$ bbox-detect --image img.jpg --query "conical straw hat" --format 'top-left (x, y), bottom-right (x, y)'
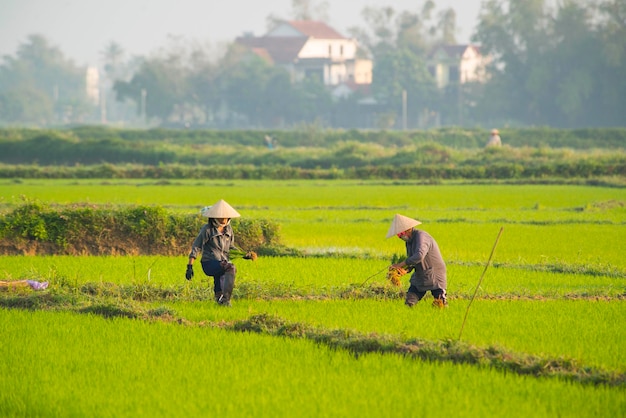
top-left (201, 199), bottom-right (241, 218)
top-left (386, 214), bottom-right (421, 238)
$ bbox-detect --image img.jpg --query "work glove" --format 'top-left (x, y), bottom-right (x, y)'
top-left (185, 264), bottom-right (194, 280)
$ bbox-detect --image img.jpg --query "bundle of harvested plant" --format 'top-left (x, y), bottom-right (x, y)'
top-left (243, 251), bottom-right (258, 260)
top-left (386, 266), bottom-right (406, 287)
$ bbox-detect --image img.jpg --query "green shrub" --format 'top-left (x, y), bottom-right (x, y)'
top-left (0, 202), bottom-right (281, 256)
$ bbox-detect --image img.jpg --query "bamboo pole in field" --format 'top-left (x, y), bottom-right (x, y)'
top-left (458, 227), bottom-right (504, 341)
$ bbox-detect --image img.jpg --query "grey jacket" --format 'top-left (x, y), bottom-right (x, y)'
top-left (405, 229), bottom-right (447, 291)
top-left (188, 223), bottom-right (234, 262)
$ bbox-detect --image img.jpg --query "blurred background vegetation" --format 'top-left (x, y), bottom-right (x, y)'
top-left (0, 126), bottom-right (624, 182)
top-left (1, 0), bottom-right (625, 129)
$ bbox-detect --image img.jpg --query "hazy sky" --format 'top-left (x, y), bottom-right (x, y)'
top-left (0, 0), bottom-right (484, 67)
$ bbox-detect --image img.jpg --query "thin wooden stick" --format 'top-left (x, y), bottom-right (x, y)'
top-left (359, 267), bottom-right (388, 287)
top-left (458, 227), bottom-right (504, 341)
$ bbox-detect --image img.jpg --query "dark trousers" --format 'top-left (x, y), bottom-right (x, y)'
top-left (201, 260), bottom-right (226, 293)
top-left (408, 284), bottom-right (447, 302)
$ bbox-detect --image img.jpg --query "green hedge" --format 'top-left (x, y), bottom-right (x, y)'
top-left (1, 126), bottom-right (625, 150)
top-left (0, 202), bottom-right (282, 256)
top-left (0, 161), bottom-right (623, 180)
top-left (0, 132), bottom-right (176, 165)
top-left (1, 127), bottom-right (624, 180)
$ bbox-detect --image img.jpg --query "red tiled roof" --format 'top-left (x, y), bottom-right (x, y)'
top-left (236, 36), bottom-right (308, 63)
top-left (236, 21), bottom-right (349, 63)
top-left (288, 20), bottom-right (346, 39)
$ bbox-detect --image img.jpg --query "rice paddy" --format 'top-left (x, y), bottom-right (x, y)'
top-left (1, 179), bottom-right (625, 417)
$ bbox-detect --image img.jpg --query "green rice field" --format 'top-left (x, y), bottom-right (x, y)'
top-left (1, 179), bottom-right (625, 417)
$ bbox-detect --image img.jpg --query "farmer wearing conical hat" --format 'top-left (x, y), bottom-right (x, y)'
top-left (387, 214), bottom-right (447, 307)
top-left (186, 199), bottom-right (243, 306)
top-left (486, 128), bottom-right (502, 147)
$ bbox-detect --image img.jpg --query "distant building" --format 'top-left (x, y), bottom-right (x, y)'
top-left (427, 44), bottom-right (490, 89)
top-left (236, 20), bottom-right (372, 87)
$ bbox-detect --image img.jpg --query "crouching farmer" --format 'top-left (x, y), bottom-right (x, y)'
top-left (186, 199), bottom-right (241, 307)
top-left (387, 214), bottom-right (448, 307)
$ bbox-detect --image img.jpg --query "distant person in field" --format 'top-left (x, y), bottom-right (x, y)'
top-left (387, 214), bottom-right (448, 307)
top-left (185, 199), bottom-right (249, 307)
top-left (486, 128), bottom-right (502, 147)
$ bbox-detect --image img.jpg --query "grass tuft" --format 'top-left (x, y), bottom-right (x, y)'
top-left (79, 303), bottom-right (138, 319)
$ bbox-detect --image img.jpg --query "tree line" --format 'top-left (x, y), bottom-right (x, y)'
top-left (0, 0), bottom-right (624, 129)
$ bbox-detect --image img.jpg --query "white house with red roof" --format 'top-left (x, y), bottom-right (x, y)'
top-left (427, 44), bottom-right (490, 89)
top-left (236, 20), bottom-right (372, 87)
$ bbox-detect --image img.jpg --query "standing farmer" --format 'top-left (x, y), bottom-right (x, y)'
top-left (486, 128), bottom-right (502, 147)
top-left (387, 214), bottom-right (447, 307)
top-left (186, 199), bottom-right (241, 306)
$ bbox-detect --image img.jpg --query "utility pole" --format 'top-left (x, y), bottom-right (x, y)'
top-left (458, 81), bottom-right (463, 126)
top-left (402, 89), bottom-right (407, 130)
top-left (100, 88), bottom-right (107, 124)
top-left (140, 88), bottom-right (147, 125)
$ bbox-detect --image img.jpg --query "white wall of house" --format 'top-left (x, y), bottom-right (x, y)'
top-left (298, 39), bottom-right (357, 60)
top-left (434, 64), bottom-right (449, 89)
top-left (327, 62), bottom-right (348, 85)
top-left (86, 66), bottom-right (99, 105)
top-left (460, 48), bottom-right (477, 84)
top-left (347, 60), bottom-right (372, 84)
top-left (460, 48), bottom-right (488, 84)
top-left (429, 46), bottom-right (488, 89)
top-left (296, 39), bottom-right (361, 85)
top-left (289, 58), bottom-right (370, 86)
